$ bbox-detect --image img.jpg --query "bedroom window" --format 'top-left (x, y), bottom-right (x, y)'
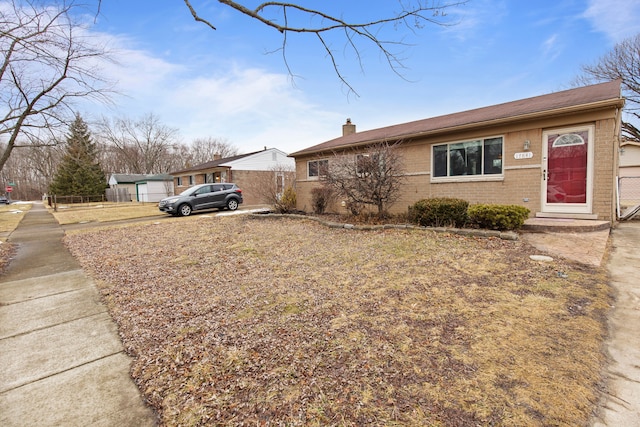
top-left (432, 137), bottom-right (503, 179)
top-left (308, 159), bottom-right (328, 179)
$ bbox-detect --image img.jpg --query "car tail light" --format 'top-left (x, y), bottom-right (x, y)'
top-left (236, 189), bottom-right (242, 193)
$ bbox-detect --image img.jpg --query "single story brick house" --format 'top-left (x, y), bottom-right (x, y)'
top-left (290, 81), bottom-right (625, 222)
top-left (170, 148), bottom-right (295, 206)
top-left (107, 173), bottom-right (174, 202)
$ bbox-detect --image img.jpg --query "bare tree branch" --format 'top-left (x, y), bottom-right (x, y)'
top-left (0, 0), bottom-right (114, 172)
top-left (98, 113), bottom-right (181, 174)
top-left (322, 141), bottom-right (406, 216)
top-left (575, 33), bottom-right (640, 142)
top-left (183, 0), bottom-right (468, 96)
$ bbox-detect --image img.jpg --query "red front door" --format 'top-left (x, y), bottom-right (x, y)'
top-left (542, 127), bottom-right (593, 214)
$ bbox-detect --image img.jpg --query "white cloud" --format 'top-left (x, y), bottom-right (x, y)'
top-left (583, 0), bottom-right (640, 42)
top-left (440, 0), bottom-right (508, 42)
top-left (157, 66), bottom-right (342, 153)
top-left (109, 49), bottom-right (185, 95)
top-left (541, 33), bottom-right (562, 61)
top-left (77, 29), bottom-right (341, 154)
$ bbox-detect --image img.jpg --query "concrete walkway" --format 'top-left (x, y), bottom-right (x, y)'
top-left (0, 203), bottom-right (156, 426)
top-left (592, 221), bottom-right (640, 426)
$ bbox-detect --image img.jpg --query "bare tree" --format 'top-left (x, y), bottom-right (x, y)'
top-left (0, 139), bottom-right (61, 199)
top-left (188, 136), bottom-right (239, 165)
top-left (322, 141), bottom-right (406, 216)
top-left (0, 0), bottom-right (113, 172)
top-left (182, 0), bottom-right (467, 95)
top-left (98, 113), bottom-right (181, 174)
top-left (575, 33), bottom-right (640, 142)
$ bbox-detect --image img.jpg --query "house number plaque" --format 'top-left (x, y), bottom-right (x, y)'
top-left (514, 152), bottom-right (534, 159)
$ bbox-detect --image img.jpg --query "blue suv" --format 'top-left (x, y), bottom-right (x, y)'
top-left (159, 183), bottom-right (243, 216)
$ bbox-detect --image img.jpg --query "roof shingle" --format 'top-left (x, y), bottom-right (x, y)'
top-left (291, 80), bottom-right (623, 157)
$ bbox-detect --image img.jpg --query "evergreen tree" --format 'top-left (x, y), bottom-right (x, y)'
top-left (49, 114), bottom-right (106, 196)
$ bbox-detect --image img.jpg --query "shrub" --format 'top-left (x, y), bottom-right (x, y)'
top-left (311, 186), bottom-right (335, 214)
top-left (345, 200), bottom-right (364, 216)
top-left (468, 204), bottom-right (530, 231)
top-left (275, 186), bottom-right (297, 213)
top-left (408, 198), bottom-right (469, 228)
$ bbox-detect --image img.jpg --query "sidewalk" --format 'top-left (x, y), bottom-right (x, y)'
top-left (0, 203), bottom-right (156, 426)
top-left (592, 221), bottom-right (640, 426)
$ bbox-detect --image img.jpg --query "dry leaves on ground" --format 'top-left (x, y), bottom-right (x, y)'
top-left (64, 215), bottom-right (611, 426)
top-left (0, 241), bottom-right (14, 273)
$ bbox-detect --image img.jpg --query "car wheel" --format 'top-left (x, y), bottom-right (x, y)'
top-left (227, 199), bottom-right (239, 211)
top-left (178, 204), bottom-right (192, 216)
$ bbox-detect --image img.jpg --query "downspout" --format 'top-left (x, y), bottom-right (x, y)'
top-left (613, 105), bottom-right (622, 222)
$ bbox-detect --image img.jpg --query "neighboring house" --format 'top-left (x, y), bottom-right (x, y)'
top-left (290, 81), bottom-right (624, 222)
top-left (619, 141), bottom-right (640, 176)
top-left (618, 141), bottom-right (640, 207)
top-left (170, 148), bottom-right (295, 206)
top-left (107, 174), bottom-right (174, 202)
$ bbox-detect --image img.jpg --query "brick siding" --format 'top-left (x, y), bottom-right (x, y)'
top-left (295, 111), bottom-right (620, 221)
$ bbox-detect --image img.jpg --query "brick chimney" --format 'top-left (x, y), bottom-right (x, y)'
top-left (213, 153), bottom-right (222, 160)
top-left (342, 118), bottom-right (356, 136)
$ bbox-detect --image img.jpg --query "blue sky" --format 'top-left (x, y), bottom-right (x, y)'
top-left (77, 0), bottom-right (640, 154)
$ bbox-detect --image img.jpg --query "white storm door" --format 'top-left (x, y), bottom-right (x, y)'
top-left (541, 125), bottom-right (594, 214)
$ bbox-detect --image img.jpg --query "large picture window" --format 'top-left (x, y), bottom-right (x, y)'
top-left (432, 137), bottom-right (503, 179)
top-left (308, 159), bottom-right (328, 179)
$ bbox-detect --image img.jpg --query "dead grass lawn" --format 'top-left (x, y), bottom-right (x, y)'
top-left (0, 204), bottom-right (31, 271)
top-left (50, 202), bottom-right (161, 225)
top-left (64, 215), bottom-right (611, 426)
top-left (0, 203), bottom-right (31, 234)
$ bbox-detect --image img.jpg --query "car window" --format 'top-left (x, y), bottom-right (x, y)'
top-left (212, 184), bottom-right (224, 192)
top-left (195, 185), bottom-right (212, 195)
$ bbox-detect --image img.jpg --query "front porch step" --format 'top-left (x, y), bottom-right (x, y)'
top-left (522, 218), bottom-right (611, 233)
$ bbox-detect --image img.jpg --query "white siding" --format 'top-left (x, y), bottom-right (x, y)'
top-left (222, 148), bottom-right (294, 171)
top-left (620, 144), bottom-right (640, 169)
top-left (137, 184), bottom-right (149, 202)
top-left (136, 181), bottom-right (174, 202)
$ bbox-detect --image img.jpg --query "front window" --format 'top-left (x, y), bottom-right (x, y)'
top-left (188, 175), bottom-right (195, 185)
top-left (356, 154), bottom-right (371, 176)
top-left (432, 137), bottom-right (503, 179)
top-left (308, 159), bottom-right (328, 179)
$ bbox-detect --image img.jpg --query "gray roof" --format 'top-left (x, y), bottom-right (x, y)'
top-left (170, 151), bottom-right (262, 175)
top-left (110, 174), bottom-right (172, 183)
top-left (291, 80), bottom-right (623, 157)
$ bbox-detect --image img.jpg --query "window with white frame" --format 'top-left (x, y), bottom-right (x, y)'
top-left (307, 159), bottom-right (328, 179)
top-left (188, 175), bottom-right (195, 185)
top-left (176, 176), bottom-right (182, 186)
top-left (432, 137), bottom-right (503, 179)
